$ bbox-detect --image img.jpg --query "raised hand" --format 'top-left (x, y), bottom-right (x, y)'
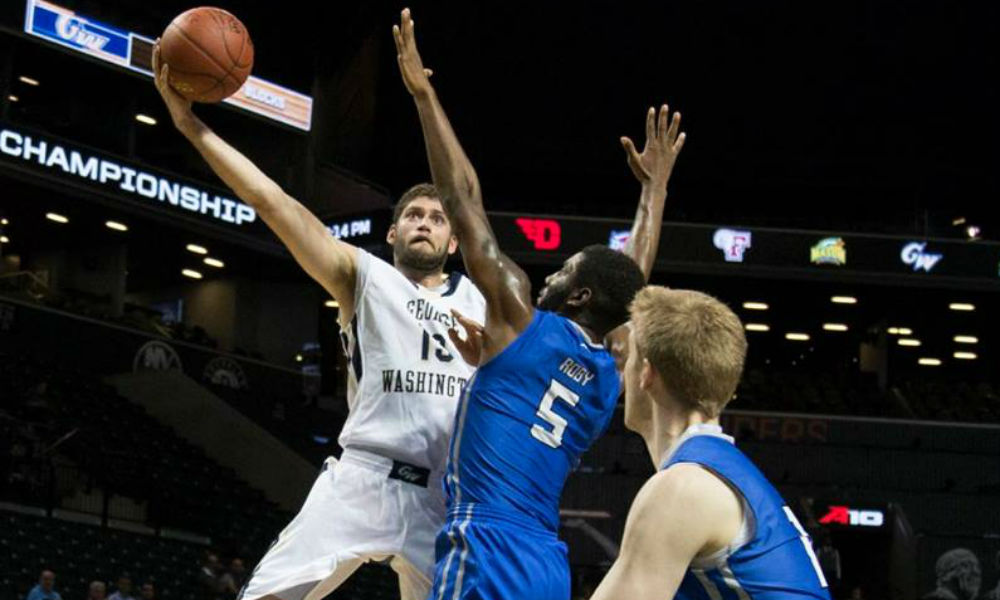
top-left (152, 41), bottom-right (195, 131)
top-left (393, 8), bottom-right (434, 98)
top-left (621, 105), bottom-right (686, 191)
top-left (448, 308), bottom-right (485, 367)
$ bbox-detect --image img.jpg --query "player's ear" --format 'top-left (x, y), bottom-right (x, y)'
top-left (447, 235), bottom-right (459, 255)
top-left (386, 223), bottom-right (398, 245)
top-left (639, 358), bottom-right (656, 392)
top-left (565, 287), bottom-right (592, 307)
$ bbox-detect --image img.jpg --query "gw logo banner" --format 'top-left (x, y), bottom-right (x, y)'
top-left (133, 341), bottom-right (183, 372)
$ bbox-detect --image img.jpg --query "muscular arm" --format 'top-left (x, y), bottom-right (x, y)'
top-left (606, 106), bottom-right (685, 356)
top-left (394, 9), bottom-right (532, 358)
top-left (590, 464), bottom-right (742, 600)
top-left (620, 105), bottom-right (685, 280)
top-left (154, 44), bottom-right (359, 324)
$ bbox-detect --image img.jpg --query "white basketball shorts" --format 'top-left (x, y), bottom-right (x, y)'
top-left (238, 448), bottom-right (447, 600)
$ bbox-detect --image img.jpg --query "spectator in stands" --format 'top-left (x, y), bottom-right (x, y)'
top-left (108, 575), bottom-right (135, 600)
top-left (25, 570), bottom-right (61, 600)
top-left (139, 582), bottom-right (155, 600)
top-left (922, 549), bottom-right (982, 600)
top-left (87, 581), bottom-right (107, 600)
top-left (219, 558), bottom-right (247, 600)
top-left (198, 552), bottom-right (225, 600)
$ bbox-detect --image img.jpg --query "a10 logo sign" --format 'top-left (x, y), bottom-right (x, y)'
top-left (819, 505), bottom-right (885, 527)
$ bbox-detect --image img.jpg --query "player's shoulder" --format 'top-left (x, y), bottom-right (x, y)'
top-left (637, 463), bottom-right (741, 525)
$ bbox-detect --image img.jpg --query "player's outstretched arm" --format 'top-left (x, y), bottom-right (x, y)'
top-left (153, 43), bottom-right (359, 323)
top-left (589, 464), bottom-right (740, 600)
top-left (620, 105), bottom-right (685, 281)
top-left (605, 106), bottom-right (684, 357)
top-left (394, 8), bottom-right (533, 357)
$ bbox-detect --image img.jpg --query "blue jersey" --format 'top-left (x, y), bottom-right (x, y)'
top-left (662, 428), bottom-right (831, 600)
top-left (444, 309), bottom-right (620, 531)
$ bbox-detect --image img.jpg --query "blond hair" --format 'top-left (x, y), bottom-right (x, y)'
top-left (629, 286), bottom-right (747, 418)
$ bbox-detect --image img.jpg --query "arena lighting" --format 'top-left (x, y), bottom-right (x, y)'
top-left (888, 327), bottom-right (913, 336)
top-left (7, 95), bottom-right (17, 102)
top-left (952, 216), bottom-right (966, 226)
top-left (831, 296), bottom-right (857, 305)
top-left (745, 323), bottom-right (770, 332)
top-left (45, 212), bottom-right (68, 223)
top-left (966, 225), bottom-right (981, 240)
top-left (742, 302), bottom-right (769, 310)
top-left (954, 351), bottom-right (977, 360)
top-left (898, 339), bottom-right (922, 347)
top-left (785, 333), bottom-right (810, 341)
top-left (181, 269), bottom-right (202, 280)
top-left (295, 354), bottom-right (303, 362)
top-left (823, 323), bottom-right (848, 332)
top-left (203, 257), bottom-right (225, 268)
top-left (0, 236), bottom-right (9, 244)
top-left (1, 218), bottom-right (8, 225)
top-left (105, 221), bottom-right (128, 232)
top-left (918, 358), bottom-right (942, 366)
top-left (186, 244), bottom-right (208, 255)
top-left (949, 303), bottom-right (975, 311)
top-left (135, 114), bottom-right (157, 126)
top-left (953, 335), bottom-right (979, 344)
top-left (325, 300), bottom-right (339, 308)
top-left (18, 75), bottom-right (39, 86)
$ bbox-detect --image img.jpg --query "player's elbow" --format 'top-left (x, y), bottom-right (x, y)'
top-left (245, 182), bottom-right (290, 216)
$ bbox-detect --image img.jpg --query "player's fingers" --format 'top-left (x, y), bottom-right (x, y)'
top-left (392, 24), bottom-right (403, 53)
top-left (424, 68), bottom-right (434, 78)
top-left (452, 309), bottom-right (483, 333)
top-left (667, 111), bottom-right (681, 142)
top-left (645, 106), bottom-right (655, 141)
top-left (621, 137), bottom-right (639, 162)
top-left (673, 132), bottom-right (687, 153)
top-left (402, 8), bottom-right (414, 42)
top-left (658, 104), bottom-right (669, 141)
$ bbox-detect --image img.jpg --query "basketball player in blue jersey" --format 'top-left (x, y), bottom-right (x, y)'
top-left (394, 9), bottom-right (685, 599)
top-left (590, 287), bottom-right (832, 600)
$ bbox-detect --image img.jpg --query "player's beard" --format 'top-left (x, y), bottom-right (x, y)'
top-left (537, 281), bottom-right (572, 312)
top-left (395, 238), bottom-right (449, 273)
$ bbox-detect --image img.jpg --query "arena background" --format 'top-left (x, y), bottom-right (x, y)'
top-left (1, 2), bottom-right (998, 600)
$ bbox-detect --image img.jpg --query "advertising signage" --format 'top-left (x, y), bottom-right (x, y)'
top-left (484, 212), bottom-right (1000, 288)
top-left (23, 0), bottom-right (313, 131)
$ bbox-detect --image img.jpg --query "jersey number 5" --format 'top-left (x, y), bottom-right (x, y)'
top-left (531, 379), bottom-right (580, 449)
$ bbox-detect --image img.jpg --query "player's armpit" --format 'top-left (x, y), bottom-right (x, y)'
top-left (255, 190), bottom-right (360, 325)
top-left (589, 464), bottom-right (742, 600)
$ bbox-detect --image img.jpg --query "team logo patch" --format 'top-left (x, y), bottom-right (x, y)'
top-left (713, 228), bottom-right (752, 262)
top-left (810, 237), bottom-right (847, 266)
top-left (202, 356), bottom-right (249, 389)
top-left (133, 340), bottom-right (182, 372)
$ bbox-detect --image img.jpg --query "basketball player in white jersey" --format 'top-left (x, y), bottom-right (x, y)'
top-left (152, 46), bottom-right (486, 600)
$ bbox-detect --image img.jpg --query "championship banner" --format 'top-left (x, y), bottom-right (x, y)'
top-left (0, 120), bottom-right (257, 230)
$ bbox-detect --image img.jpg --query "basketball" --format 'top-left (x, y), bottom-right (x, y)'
top-left (159, 7), bottom-right (254, 103)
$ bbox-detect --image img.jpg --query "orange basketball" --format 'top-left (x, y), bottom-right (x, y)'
top-left (160, 7), bottom-right (254, 103)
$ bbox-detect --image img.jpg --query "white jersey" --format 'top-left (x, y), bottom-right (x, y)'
top-left (338, 249), bottom-right (486, 474)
